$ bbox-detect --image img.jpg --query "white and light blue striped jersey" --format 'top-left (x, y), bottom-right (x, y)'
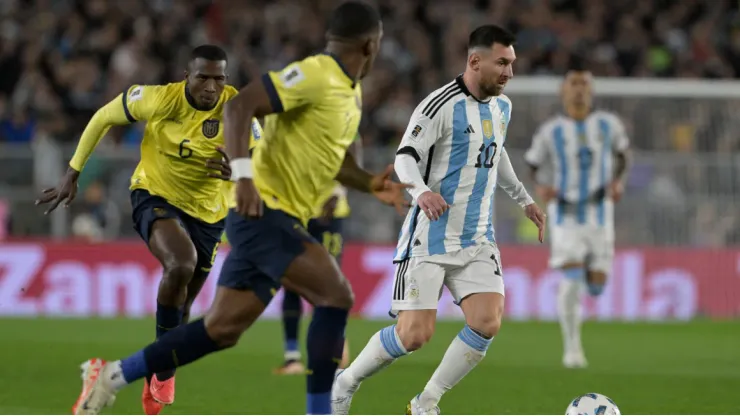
top-left (523, 111), bottom-right (629, 226)
top-left (393, 76), bottom-right (512, 262)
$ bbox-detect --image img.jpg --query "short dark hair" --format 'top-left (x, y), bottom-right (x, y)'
top-left (190, 45), bottom-right (228, 63)
top-left (567, 55), bottom-right (588, 72)
top-left (468, 25), bottom-right (516, 49)
top-left (327, 1), bottom-right (381, 39)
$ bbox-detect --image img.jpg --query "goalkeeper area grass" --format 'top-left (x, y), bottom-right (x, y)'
top-left (0, 318), bottom-right (737, 414)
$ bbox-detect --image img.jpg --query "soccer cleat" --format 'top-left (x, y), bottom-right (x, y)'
top-left (563, 350), bottom-right (589, 369)
top-left (331, 370), bottom-right (359, 415)
top-left (72, 359), bottom-right (117, 415)
top-left (406, 395), bottom-right (441, 415)
top-left (149, 374), bottom-right (176, 405)
top-left (142, 378), bottom-right (165, 415)
top-left (272, 360), bottom-right (306, 375)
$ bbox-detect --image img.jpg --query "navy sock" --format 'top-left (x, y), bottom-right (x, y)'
top-left (282, 290), bottom-right (303, 357)
top-left (120, 318), bottom-right (223, 383)
top-left (155, 303), bottom-right (183, 380)
top-left (306, 306), bottom-right (348, 414)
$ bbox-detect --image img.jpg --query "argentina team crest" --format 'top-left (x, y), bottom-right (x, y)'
top-left (202, 119), bottom-right (220, 139)
top-left (482, 119), bottom-right (494, 138)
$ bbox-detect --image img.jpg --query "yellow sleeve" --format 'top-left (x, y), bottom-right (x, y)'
top-left (69, 85), bottom-right (168, 171)
top-left (261, 58), bottom-right (325, 113)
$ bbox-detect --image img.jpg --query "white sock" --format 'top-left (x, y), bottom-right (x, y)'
top-left (417, 325), bottom-right (492, 409)
top-left (339, 324), bottom-right (407, 389)
top-left (557, 274), bottom-right (584, 354)
top-left (104, 360), bottom-right (127, 391)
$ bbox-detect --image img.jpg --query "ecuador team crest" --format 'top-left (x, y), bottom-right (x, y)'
top-left (482, 119), bottom-right (494, 138)
top-left (202, 119), bottom-right (220, 139)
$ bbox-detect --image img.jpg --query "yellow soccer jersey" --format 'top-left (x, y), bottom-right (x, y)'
top-left (253, 54), bottom-right (362, 224)
top-left (69, 81), bottom-right (261, 224)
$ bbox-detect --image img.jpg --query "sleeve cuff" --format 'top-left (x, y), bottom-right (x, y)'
top-left (121, 87), bottom-right (136, 123)
top-left (396, 146), bottom-right (421, 163)
top-left (261, 73), bottom-right (284, 113)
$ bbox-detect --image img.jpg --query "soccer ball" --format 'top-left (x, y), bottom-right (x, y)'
top-left (565, 393), bottom-right (620, 415)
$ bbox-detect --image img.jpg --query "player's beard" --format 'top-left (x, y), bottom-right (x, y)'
top-left (480, 81), bottom-right (502, 98)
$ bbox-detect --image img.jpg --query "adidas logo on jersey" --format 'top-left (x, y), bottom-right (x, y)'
top-left (464, 124), bottom-right (475, 134)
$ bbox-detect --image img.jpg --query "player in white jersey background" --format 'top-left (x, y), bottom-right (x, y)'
top-left (524, 68), bottom-right (631, 369)
top-left (332, 25), bottom-right (547, 416)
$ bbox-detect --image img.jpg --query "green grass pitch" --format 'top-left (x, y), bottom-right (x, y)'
top-left (1, 318), bottom-right (738, 414)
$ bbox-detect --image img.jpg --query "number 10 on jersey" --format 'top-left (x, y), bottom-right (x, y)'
top-left (475, 142), bottom-right (498, 169)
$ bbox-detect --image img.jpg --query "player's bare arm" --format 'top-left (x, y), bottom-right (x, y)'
top-left (500, 148), bottom-right (546, 242)
top-left (223, 80), bottom-right (274, 218)
top-left (610, 149), bottom-right (631, 202)
top-left (335, 151), bottom-right (412, 216)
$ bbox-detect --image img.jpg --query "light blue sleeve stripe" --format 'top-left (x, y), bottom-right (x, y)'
top-left (460, 102), bottom-right (496, 248)
top-left (598, 118), bottom-right (611, 226)
top-left (428, 100), bottom-right (469, 255)
top-left (576, 121), bottom-right (589, 224)
top-left (553, 125), bottom-right (567, 225)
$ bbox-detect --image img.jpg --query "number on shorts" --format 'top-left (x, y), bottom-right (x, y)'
top-left (322, 232), bottom-right (343, 258)
top-left (209, 242), bottom-right (220, 266)
top-left (490, 253), bottom-right (502, 276)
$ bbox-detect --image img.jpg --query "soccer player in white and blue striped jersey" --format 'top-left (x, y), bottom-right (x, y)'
top-left (524, 68), bottom-right (631, 369)
top-left (332, 25), bottom-right (547, 415)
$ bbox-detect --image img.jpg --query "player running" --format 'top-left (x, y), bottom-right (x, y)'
top-left (274, 138), bottom-right (361, 375)
top-left (71, 3), bottom-right (408, 415)
top-left (332, 25), bottom-right (547, 415)
top-left (524, 67), bottom-right (631, 369)
top-left (36, 45), bottom-right (260, 415)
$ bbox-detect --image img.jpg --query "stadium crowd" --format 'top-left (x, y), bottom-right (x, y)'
top-left (0, 0), bottom-right (738, 245)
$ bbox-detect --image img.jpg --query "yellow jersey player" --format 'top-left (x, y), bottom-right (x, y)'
top-left (274, 134), bottom-right (361, 376)
top-left (37, 45), bottom-right (261, 415)
top-left (70, 3), bottom-right (411, 416)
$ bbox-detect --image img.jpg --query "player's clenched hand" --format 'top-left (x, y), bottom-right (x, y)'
top-left (417, 191), bottom-right (449, 221)
top-left (206, 147), bottom-right (232, 181)
top-left (319, 195), bottom-right (339, 224)
top-left (35, 167), bottom-right (80, 215)
top-left (535, 185), bottom-right (558, 203)
top-left (524, 202), bottom-right (547, 243)
top-left (235, 178), bottom-right (263, 218)
top-left (370, 165), bottom-right (413, 216)
top-left (609, 180), bottom-right (624, 203)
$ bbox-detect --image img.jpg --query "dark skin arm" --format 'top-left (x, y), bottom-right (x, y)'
top-left (223, 80), bottom-right (275, 217)
top-left (335, 150), bottom-right (412, 216)
top-left (319, 139), bottom-right (362, 223)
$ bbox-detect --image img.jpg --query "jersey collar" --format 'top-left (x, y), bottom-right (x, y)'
top-left (455, 74), bottom-right (491, 104)
top-left (322, 52), bottom-right (356, 88)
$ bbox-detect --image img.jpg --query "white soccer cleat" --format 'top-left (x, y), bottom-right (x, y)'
top-left (563, 350), bottom-right (589, 369)
top-left (331, 370), bottom-right (359, 415)
top-left (72, 359), bottom-right (117, 415)
top-left (406, 395), bottom-right (441, 415)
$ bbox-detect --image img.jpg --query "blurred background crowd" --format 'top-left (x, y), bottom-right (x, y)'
top-left (0, 0), bottom-right (738, 246)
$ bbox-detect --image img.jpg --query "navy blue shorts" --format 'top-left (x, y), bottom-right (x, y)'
top-left (130, 189), bottom-right (225, 274)
top-left (307, 218), bottom-right (344, 264)
top-left (218, 206), bottom-right (316, 305)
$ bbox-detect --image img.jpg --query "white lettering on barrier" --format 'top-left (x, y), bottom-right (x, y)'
top-left (43, 261), bottom-right (92, 316)
top-left (0, 245), bottom-right (44, 315)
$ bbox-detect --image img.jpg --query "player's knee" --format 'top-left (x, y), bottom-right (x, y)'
top-left (203, 318), bottom-right (243, 348)
top-left (586, 271), bottom-right (607, 296)
top-left (396, 318), bottom-right (435, 352)
top-left (314, 278), bottom-right (355, 310)
top-left (162, 260), bottom-right (197, 287)
top-left (469, 313), bottom-right (502, 338)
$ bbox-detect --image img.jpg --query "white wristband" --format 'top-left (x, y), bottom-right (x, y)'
top-left (332, 185), bottom-right (347, 198)
top-left (230, 158), bottom-right (253, 180)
